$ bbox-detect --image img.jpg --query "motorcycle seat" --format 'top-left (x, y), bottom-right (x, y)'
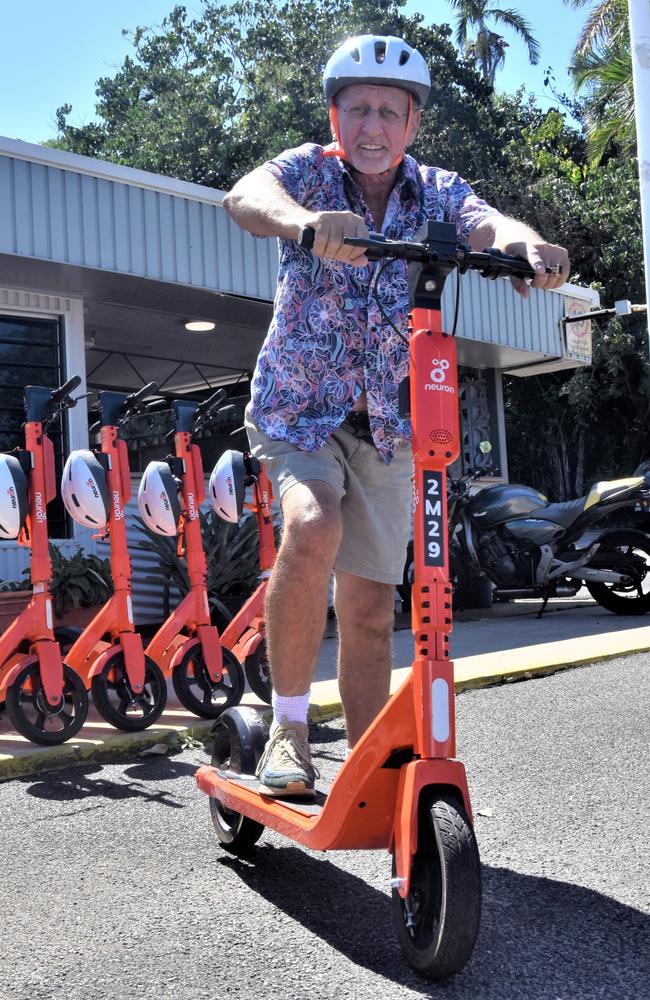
top-left (528, 497), bottom-right (586, 527)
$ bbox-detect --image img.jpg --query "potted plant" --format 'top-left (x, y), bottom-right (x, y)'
top-left (21, 545), bottom-right (114, 627)
top-left (0, 580), bottom-right (33, 635)
top-left (132, 508), bottom-right (277, 631)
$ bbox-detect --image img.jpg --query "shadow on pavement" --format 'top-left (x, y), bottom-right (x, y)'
top-left (18, 756), bottom-right (198, 808)
top-left (220, 848), bottom-right (649, 998)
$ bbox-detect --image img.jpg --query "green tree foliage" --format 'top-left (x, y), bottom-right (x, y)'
top-left (563, 0), bottom-right (634, 164)
top-left (447, 0), bottom-right (540, 83)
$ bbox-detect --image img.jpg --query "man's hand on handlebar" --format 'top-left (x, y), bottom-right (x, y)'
top-left (504, 239), bottom-right (571, 298)
top-left (300, 211), bottom-right (370, 267)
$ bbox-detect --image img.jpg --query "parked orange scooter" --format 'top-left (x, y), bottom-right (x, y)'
top-left (0, 377), bottom-right (89, 744)
top-left (209, 448), bottom-right (276, 704)
top-left (61, 383), bottom-right (168, 730)
top-left (140, 391), bottom-right (245, 717)
top-left (195, 223), bottom-right (544, 980)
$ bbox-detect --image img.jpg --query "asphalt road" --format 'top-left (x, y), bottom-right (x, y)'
top-left (1, 655), bottom-right (648, 1000)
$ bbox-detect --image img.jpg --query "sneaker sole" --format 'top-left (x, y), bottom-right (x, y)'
top-left (258, 780), bottom-right (316, 799)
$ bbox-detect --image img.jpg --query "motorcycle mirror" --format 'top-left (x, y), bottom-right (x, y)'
top-left (478, 441), bottom-right (492, 455)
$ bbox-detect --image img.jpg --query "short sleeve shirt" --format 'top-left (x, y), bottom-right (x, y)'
top-left (249, 142), bottom-right (500, 463)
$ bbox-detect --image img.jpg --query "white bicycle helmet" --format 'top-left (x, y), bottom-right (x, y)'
top-left (209, 450), bottom-right (247, 524)
top-left (137, 461), bottom-right (183, 537)
top-left (323, 35), bottom-right (431, 108)
top-left (0, 454), bottom-right (28, 539)
top-left (61, 450), bottom-right (110, 529)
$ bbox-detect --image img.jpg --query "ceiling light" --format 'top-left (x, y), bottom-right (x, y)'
top-left (184, 320), bottom-right (216, 332)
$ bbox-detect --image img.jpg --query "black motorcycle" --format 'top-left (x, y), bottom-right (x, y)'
top-left (400, 450), bottom-right (650, 616)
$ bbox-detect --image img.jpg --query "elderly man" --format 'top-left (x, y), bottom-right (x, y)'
top-left (223, 34), bottom-right (569, 797)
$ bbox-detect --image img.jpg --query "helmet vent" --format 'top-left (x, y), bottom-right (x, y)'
top-left (144, 503), bottom-right (152, 516)
top-left (374, 40), bottom-right (386, 63)
top-left (351, 46), bottom-right (360, 63)
top-left (71, 494), bottom-right (81, 507)
top-left (399, 50), bottom-right (410, 65)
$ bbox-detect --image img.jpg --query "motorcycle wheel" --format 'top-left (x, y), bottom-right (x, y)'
top-left (586, 530), bottom-right (650, 615)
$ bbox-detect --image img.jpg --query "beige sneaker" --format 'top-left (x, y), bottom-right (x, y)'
top-left (255, 721), bottom-right (320, 798)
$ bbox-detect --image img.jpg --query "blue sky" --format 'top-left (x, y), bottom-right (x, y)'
top-left (0, 0), bottom-right (587, 146)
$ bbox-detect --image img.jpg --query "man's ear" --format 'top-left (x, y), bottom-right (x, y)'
top-left (406, 109), bottom-right (421, 147)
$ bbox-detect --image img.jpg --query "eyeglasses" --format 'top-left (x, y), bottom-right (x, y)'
top-left (339, 104), bottom-right (407, 124)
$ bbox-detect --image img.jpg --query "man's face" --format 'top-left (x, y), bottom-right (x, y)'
top-left (335, 83), bottom-right (420, 175)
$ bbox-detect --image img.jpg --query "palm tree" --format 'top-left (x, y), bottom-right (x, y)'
top-left (564, 0), bottom-right (634, 164)
top-left (448, 1), bottom-right (541, 85)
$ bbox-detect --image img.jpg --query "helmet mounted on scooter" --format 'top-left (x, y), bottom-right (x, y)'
top-left (322, 35), bottom-right (431, 168)
top-left (209, 450), bottom-right (247, 524)
top-left (137, 461), bottom-right (183, 537)
top-left (61, 450), bottom-right (110, 529)
top-left (0, 454), bottom-right (28, 539)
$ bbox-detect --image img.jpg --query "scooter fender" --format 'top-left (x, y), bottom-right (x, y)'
top-left (391, 758), bottom-right (472, 899)
top-left (87, 636), bottom-right (146, 690)
top-left (0, 653), bottom-right (37, 699)
top-left (232, 627), bottom-right (263, 664)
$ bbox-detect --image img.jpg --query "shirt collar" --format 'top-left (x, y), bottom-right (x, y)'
top-left (335, 150), bottom-right (420, 205)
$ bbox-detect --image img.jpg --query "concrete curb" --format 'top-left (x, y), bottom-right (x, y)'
top-left (3, 628), bottom-right (649, 782)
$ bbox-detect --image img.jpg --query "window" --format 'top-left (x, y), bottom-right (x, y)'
top-left (0, 315), bottom-right (69, 538)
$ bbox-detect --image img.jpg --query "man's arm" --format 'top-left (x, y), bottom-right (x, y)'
top-left (469, 215), bottom-right (570, 299)
top-left (223, 167), bottom-right (370, 266)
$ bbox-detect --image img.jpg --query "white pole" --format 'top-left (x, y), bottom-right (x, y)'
top-left (629, 0), bottom-right (650, 348)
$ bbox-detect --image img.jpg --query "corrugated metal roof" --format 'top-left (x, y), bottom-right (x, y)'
top-left (0, 142), bottom-right (278, 300)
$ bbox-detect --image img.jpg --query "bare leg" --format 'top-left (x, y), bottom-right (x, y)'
top-left (265, 480), bottom-right (342, 696)
top-left (334, 569), bottom-right (396, 747)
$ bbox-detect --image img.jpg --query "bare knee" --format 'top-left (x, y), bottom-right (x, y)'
top-left (335, 580), bottom-right (395, 641)
top-left (280, 482), bottom-right (342, 566)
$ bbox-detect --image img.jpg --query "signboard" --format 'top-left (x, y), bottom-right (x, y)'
top-left (564, 298), bottom-right (593, 359)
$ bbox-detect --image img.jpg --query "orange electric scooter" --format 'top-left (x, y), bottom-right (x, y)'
top-left (195, 223), bottom-right (540, 979)
top-left (61, 383), bottom-right (168, 731)
top-left (141, 391), bottom-right (245, 717)
top-left (0, 377), bottom-right (89, 744)
top-left (208, 447), bottom-right (277, 704)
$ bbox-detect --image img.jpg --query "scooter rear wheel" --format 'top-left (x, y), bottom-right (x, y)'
top-left (391, 793), bottom-right (481, 981)
top-left (6, 660), bottom-right (88, 745)
top-left (209, 708), bottom-right (267, 854)
top-left (172, 645), bottom-right (244, 718)
top-left (244, 638), bottom-right (272, 705)
top-left (91, 651), bottom-right (167, 731)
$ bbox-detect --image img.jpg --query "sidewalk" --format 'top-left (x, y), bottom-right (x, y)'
top-left (2, 595), bottom-right (650, 780)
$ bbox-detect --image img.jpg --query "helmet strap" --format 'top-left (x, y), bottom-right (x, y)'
top-left (322, 94), bottom-right (413, 175)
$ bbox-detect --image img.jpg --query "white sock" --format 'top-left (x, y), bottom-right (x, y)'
top-left (271, 690), bottom-right (311, 733)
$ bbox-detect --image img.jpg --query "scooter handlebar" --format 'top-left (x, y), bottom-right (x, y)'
top-left (197, 387), bottom-right (228, 418)
top-left (50, 375), bottom-right (82, 405)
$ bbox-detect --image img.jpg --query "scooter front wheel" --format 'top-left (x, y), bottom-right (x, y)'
top-left (209, 708), bottom-right (267, 854)
top-left (6, 660), bottom-right (88, 745)
top-left (91, 652), bottom-right (167, 731)
top-left (244, 638), bottom-right (272, 705)
top-left (172, 645), bottom-right (244, 718)
top-left (391, 794), bottom-right (481, 981)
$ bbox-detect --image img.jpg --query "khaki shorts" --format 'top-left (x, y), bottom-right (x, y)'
top-left (245, 406), bottom-right (412, 585)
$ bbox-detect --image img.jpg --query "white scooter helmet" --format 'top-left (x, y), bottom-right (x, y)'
top-left (209, 450), bottom-right (247, 524)
top-left (0, 454), bottom-right (28, 539)
top-left (323, 34), bottom-right (431, 107)
top-left (61, 450), bottom-right (110, 529)
top-left (137, 461), bottom-right (182, 536)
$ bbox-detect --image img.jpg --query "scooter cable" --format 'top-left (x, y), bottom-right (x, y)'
top-left (371, 257), bottom-right (461, 343)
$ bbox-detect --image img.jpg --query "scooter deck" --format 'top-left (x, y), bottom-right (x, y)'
top-left (217, 769), bottom-right (329, 816)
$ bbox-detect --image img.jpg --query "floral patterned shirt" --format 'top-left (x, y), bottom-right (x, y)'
top-left (250, 142), bottom-right (500, 463)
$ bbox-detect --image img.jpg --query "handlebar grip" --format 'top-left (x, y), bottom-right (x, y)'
top-left (144, 397), bottom-right (170, 413)
top-left (298, 226), bottom-right (315, 249)
top-left (198, 387), bottom-right (228, 417)
top-left (128, 381), bottom-right (159, 405)
top-left (50, 375), bottom-right (82, 404)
